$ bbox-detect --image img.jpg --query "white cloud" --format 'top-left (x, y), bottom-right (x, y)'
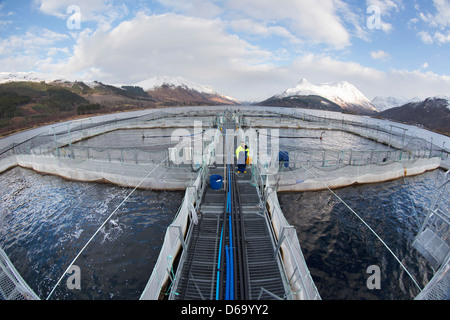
top-left (387, 69), bottom-right (450, 98)
top-left (3, 2), bottom-right (450, 102)
top-left (381, 22), bottom-right (394, 33)
top-left (246, 53), bottom-right (450, 101)
top-left (366, 0), bottom-right (403, 33)
top-left (418, 31), bottom-right (433, 44)
top-left (418, 30), bottom-right (450, 44)
top-left (370, 50), bottom-right (390, 60)
top-left (226, 0), bottom-right (352, 49)
top-left (416, 0), bottom-right (450, 44)
top-left (423, 0), bottom-right (450, 28)
top-left (35, 0), bottom-right (107, 18)
top-left (34, 0), bottom-right (128, 28)
top-left (0, 28), bottom-right (69, 56)
top-left (0, 27), bottom-right (70, 73)
top-left (433, 31), bottom-right (450, 44)
top-left (161, 0), bottom-right (372, 47)
top-left (366, 0), bottom-right (403, 14)
top-left (228, 19), bottom-right (301, 44)
top-left (155, 0), bottom-right (224, 18)
top-left (47, 47), bottom-right (70, 56)
top-left (299, 55), bottom-right (450, 101)
top-left (62, 13), bottom-right (273, 94)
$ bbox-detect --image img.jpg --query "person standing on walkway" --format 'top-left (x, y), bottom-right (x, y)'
top-left (236, 142), bottom-right (248, 173)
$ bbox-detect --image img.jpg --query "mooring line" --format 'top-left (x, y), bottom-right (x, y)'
top-left (300, 164), bottom-right (423, 292)
top-left (46, 156), bottom-right (169, 300)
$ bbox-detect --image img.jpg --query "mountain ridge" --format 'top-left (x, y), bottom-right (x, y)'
top-left (0, 73), bottom-right (239, 135)
top-left (1, 73), bottom-right (449, 137)
top-left (379, 97), bottom-right (450, 136)
top-left (259, 78), bottom-right (378, 114)
top-left (371, 96), bottom-right (422, 112)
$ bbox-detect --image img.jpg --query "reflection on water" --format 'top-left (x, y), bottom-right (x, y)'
top-left (0, 167), bottom-right (183, 300)
top-left (74, 128), bottom-right (184, 149)
top-left (279, 169), bottom-right (445, 300)
top-left (73, 128), bottom-right (391, 163)
top-left (0, 123), bottom-right (446, 300)
top-left (278, 128), bottom-right (389, 152)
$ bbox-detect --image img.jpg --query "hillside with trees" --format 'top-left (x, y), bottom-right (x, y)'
top-left (0, 79), bottom-right (239, 136)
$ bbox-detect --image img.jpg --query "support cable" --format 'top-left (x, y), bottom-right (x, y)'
top-left (46, 156), bottom-right (169, 300)
top-left (300, 164), bottom-right (423, 292)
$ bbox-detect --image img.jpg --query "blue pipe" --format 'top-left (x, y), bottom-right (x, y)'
top-left (228, 217), bottom-right (233, 300)
top-left (229, 244), bottom-right (234, 300)
top-left (225, 245), bottom-right (230, 300)
top-left (215, 226), bottom-right (224, 300)
top-left (217, 160), bottom-right (237, 299)
top-left (227, 164), bottom-right (234, 300)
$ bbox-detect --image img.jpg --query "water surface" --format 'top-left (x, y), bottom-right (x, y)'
top-left (279, 169), bottom-right (445, 300)
top-left (0, 167), bottom-right (183, 299)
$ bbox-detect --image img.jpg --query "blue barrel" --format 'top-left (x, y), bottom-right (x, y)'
top-left (210, 175), bottom-right (223, 190)
top-left (279, 151), bottom-right (289, 168)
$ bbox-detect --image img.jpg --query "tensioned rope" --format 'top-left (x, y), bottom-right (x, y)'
top-left (299, 163), bottom-right (423, 292)
top-left (256, 133), bottom-right (424, 292)
top-left (46, 132), bottom-right (210, 300)
top-left (45, 155), bottom-right (170, 300)
top-left (46, 146), bottom-right (183, 300)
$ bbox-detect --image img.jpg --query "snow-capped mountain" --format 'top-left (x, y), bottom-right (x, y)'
top-left (371, 96), bottom-right (422, 112)
top-left (135, 76), bottom-right (216, 94)
top-left (0, 71), bottom-right (65, 83)
top-left (274, 78), bottom-right (378, 114)
top-left (379, 97), bottom-right (450, 135)
top-left (0, 72), bottom-right (100, 89)
top-left (134, 76), bottom-right (239, 104)
top-left (0, 72), bottom-right (239, 105)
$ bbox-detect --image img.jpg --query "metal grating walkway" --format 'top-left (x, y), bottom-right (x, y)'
top-left (0, 248), bottom-right (39, 300)
top-left (169, 115), bottom-right (288, 300)
top-left (170, 169), bottom-right (287, 300)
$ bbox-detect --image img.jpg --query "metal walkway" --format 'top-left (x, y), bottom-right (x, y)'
top-left (413, 170), bottom-right (450, 300)
top-left (169, 166), bottom-right (287, 300)
top-left (0, 248), bottom-right (40, 300)
top-left (169, 117), bottom-right (288, 300)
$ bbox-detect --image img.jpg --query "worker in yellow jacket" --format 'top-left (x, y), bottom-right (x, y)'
top-left (236, 142), bottom-right (249, 173)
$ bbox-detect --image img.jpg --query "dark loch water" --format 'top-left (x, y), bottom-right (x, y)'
top-left (0, 125), bottom-right (445, 300)
top-left (279, 169), bottom-right (446, 300)
top-left (74, 128), bottom-right (387, 152)
top-left (278, 128), bottom-right (388, 152)
top-left (75, 128), bottom-right (181, 149)
top-left (0, 167), bottom-right (183, 300)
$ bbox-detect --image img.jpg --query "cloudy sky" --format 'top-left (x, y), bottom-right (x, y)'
top-left (1, 0), bottom-right (450, 101)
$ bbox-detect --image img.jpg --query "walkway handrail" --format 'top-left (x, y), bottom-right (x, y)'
top-left (140, 126), bottom-right (221, 300)
top-left (264, 184), bottom-right (321, 300)
top-left (139, 166), bottom-right (206, 299)
top-left (0, 248), bottom-right (40, 300)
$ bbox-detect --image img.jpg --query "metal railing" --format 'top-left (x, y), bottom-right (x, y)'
top-left (0, 248), bottom-right (40, 300)
top-left (285, 148), bottom-right (437, 169)
top-left (413, 170), bottom-right (450, 270)
top-left (248, 162), bottom-right (320, 300)
top-left (139, 162), bottom-right (209, 300)
top-left (264, 181), bottom-right (321, 300)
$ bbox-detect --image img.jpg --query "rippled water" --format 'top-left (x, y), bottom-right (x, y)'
top-left (0, 167), bottom-right (183, 300)
top-left (278, 128), bottom-right (387, 152)
top-left (75, 128), bottom-right (182, 149)
top-left (279, 169), bottom-right (446, 300)
top-left (0, 124), bottom-right (445, 300)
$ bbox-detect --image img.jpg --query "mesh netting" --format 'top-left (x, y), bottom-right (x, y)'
top-left (1, 106), bottom-right (448, 300)
top-left (0, 248), bottom-right (40, 300)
